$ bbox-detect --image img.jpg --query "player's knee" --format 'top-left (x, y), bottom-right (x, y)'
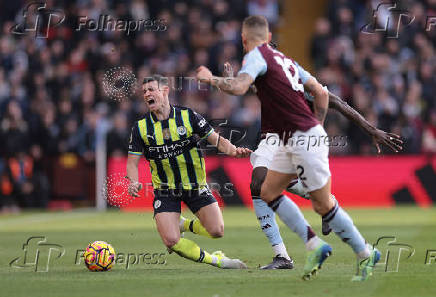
top-left (260, 185), bottom-right (274, 202)
top-left (312, 200), bottom-right (331, 216)
top-left (163, 235), bottom-right (180, 249)
top-left (208, 224), bottom-right (224, 238)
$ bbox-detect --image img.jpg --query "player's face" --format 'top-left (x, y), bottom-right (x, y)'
top-left (142, 81), bottom-right (166, 112)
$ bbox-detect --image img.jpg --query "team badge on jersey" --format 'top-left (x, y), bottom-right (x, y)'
top-left (162, 128), bottom-right (171, 140)
top-left (177, 126), bottom-right (186, 136)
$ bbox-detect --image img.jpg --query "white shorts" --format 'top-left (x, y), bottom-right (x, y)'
top-left (268, 124), bottom-right (331, 192)
top-left (250, 133), bottom-right (281, 168)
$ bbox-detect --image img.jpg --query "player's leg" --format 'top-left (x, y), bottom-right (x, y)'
top-left (155, 211), bottom-right (219, 267)
top-left (179, 206), bottom-right (219, 239)
top-left (262, 142), bottom-right (332, 280)
top-left (178, 186), bottom-right (222, 238)
top-left (182, 189), bottom-right (247, 268)
top-left (251, 166), bottom-right (293, 269)
top-left (260, 169), bottom-right (322, 250)
top-left (296, 124), bottom-right (379, 281)
top-left (309, 179), bottom-right (380, 281)
top-left (180, 188), bottom-right (224, 238)
top-left (153, 192), bottom-right (240, 268)
top-left (194, 202), bottom-right (224, 238)
top-left (249, 138), bottom-right (294, 269)
top-left (287, 179), bottom-right (334, 235)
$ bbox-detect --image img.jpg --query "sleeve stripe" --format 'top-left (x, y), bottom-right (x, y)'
top-left (201, 128), bottom-right (214, 139)
top-left (128, 151), bottom-right (142, 155)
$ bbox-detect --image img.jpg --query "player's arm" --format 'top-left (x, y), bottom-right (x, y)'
top-left (126, 154), bottom-right (142, 197)
top-left (327, 92), bottom-right (403, 153)
top-left (197, 66), bottom-right (253, 96)
top-left (223, 61), bottom-right (257, 93)
top-left (206, 131), bottom-right (252, 158)
top-left (304, 77), bottom-right (329, 125)
top-left (295, 62), bottom-right (328, 124)
top-left (196, 47), bottom-right (266, 96)
top-left (190, 109), bottom-right (252, 158)
top-left (126, 124), bottom-right (144, 197)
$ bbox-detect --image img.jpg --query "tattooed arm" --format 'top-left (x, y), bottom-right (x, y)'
top-left (196, 65), bottom-right (253, 96)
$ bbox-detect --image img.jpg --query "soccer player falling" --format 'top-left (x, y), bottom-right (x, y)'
top-left (196, 15), bottom-right (401, 281)
top-left (126, 75), bottom-right (251, 269)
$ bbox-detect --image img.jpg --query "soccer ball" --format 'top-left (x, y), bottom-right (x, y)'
top-left (83, 241), bottom-right (115, 271)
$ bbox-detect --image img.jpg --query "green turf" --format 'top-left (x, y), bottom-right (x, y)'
top-left (1, 207), bottom-right (436, 297)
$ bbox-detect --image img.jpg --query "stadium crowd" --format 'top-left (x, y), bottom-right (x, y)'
top-left (0, 0), bottom-right (434, 210)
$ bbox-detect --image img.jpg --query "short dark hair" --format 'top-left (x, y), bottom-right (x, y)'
top-left (142, 74), bottom-right (169, 86)
top-left (242, 15), bottom-right (268, 29)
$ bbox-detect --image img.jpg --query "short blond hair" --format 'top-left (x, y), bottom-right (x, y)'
top-left (242, 15), bottom-right (269, 41)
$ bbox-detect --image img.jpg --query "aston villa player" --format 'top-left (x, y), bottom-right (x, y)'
top-left (196, 16), bottom-right (384, 281)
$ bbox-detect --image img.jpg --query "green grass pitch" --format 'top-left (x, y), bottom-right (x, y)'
top-left (1, 207), bottom-right (436, 297)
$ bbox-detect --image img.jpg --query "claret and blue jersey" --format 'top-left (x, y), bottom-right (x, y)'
top-left (238, 43), bottom-right (319, 137)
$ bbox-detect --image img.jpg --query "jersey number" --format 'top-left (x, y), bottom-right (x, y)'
top-left (273, 56), bottom-right (304, 93)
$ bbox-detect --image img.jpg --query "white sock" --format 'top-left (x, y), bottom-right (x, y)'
top-left (272, 242), bottom-right (291, 260)
top-left (305, 236), bottom-right (321, 251)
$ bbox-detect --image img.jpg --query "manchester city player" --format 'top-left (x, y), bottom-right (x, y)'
top-left (126, 75), bottom-right (251, 269)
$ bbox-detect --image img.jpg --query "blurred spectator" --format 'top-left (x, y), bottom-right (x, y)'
top-left (248, 0), bottom-right (279, 27)
top-left (107, 112), bottom-right (129, 157)
top-left (312, 0), bottom-right (435, 154)
top-left (2, 150), bottom-right (48, 209)
top-left (422, 110), bottom-right (436, 153)
top-left (1, 100), bottom-right (30, 156)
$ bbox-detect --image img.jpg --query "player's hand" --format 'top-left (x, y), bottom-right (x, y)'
top-left (196, 66), bottom-right (213, 83)
top-left (371, 129), bottom-right (403, 153)
top-left (127, 180), bottom-right (143, 197)
top-left (231, 147), bottom-right (252, 158)
top-left (223, 62), bottom-right (234, 77)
